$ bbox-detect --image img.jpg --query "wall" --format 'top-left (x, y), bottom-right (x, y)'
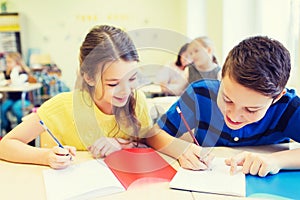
top-left (221, 0), bottom-right (299, 90)
top-left (5, 0), bottom-right (299, 91)
top-left (7, 0), bottom-right (188, 88)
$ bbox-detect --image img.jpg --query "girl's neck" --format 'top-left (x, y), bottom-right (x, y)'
top-left (195, 61), bottom-right (217, 72)
top-left (94, 98), bottom-right (113, 115)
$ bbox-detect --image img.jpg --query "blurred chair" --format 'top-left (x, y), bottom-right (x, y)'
top-left (29, 53), bottom-right (51, 69)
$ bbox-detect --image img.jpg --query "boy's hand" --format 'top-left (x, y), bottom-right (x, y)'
top-left (178, 143), bottom-right (214, 170)
top-left (48, 146), bottom-right (76, 169)
top-left (225, 151), bottom-right (280, 177)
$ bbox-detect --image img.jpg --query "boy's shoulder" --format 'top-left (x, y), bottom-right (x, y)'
top-left (184, 80), bottom-right (220, 100)
top-left (282, 88), bottom-right (300, 104)
top-left (190, 79), bottom-right (220, 91)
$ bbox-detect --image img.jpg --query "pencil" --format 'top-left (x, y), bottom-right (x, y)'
top-left (176, 106), bottom-right (200, 146)
top-left (176, 106), bottom-right (212, 169)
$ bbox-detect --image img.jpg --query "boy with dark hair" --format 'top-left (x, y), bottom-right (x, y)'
top-left (146, 36), bottom-right (300, 177)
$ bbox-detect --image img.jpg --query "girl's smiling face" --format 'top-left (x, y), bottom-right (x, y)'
top-left (91, 60), bottom-right (138, 114)
top-left (217, 75), bottom-right (274, 130)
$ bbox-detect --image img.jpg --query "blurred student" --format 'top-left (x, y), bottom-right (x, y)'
top-left (1, 52), bottom-right (32, 133)
top-left (0, 25), bottom-right (156, 169)
top-left (156, 43), bottom-right (191, 96)
top-left (187, 36), bottom-right (221, 83)
top-left (146, 36), bottom-right (300, 177)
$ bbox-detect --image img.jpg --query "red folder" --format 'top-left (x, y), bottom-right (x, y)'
top-left (104, 148), bottom-right (177, 189)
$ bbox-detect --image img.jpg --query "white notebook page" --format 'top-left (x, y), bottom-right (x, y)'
top-left (43, 159), bottom-right (125, 200)
top-left (169, 157), bottom-right (245, 197)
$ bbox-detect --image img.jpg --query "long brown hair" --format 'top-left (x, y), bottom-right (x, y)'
top-left (78, 25), bottom-right (141, 142)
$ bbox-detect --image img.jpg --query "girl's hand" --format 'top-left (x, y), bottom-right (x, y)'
top-left (177, 143), bottom-right (214, 170)
top-left (225, 151), bottom-right (280, 177)
top-left (88, 137), bottom-right (123, 158)
top-left (48, 146), bottom-right (76, 169)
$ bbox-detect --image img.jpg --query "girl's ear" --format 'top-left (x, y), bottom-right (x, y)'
top-left (272, 89), bottom-right (287, 104)
top-left (204, 46), bottom-right (213, 55)
top-left (83, 73), bottom-right (95, 86)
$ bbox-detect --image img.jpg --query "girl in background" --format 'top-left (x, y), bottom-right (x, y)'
top-left (156, 43), bottom-right (191, 96)
top-left (187, 36), bottom-right (221, 83)
top-left (1, 52), bottom-right (32, 133)
top-left (0, 25), bottom-right (153, 169)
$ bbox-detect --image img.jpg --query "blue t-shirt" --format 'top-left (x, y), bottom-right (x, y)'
top-left (157, 80), bottom-right (300, 146)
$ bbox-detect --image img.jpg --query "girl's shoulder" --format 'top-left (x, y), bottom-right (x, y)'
top-left (40, 91), bottom-right (74, 109)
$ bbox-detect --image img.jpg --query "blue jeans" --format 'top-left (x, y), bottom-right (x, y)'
top-left (1, 99), bottom-right (31, 131)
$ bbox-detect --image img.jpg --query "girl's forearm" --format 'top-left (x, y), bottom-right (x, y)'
top-left (145, 124), bottom-right (192, 159)
top-left (0, 138), bottom-right (50, 166)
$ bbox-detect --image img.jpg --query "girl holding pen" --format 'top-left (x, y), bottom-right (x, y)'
top-left (0, 25), bottom-right (202, 170)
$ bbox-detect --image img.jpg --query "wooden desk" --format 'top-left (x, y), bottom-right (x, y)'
top-left (0, 83), bottom-right (42, 138)
top-left (139, 84), bottom-right (164, 98)
top-left (0, 82), bottom-right (42, 112)
top-left (1, 143), bottom-right (299, 200)
top-left (146, 96), bottom-right (178, 121)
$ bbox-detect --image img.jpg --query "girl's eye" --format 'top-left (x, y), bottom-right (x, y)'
top-left (107, 83), bottom-right (118, 87)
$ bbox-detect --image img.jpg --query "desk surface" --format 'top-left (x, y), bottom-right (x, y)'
top-left (0, 143), bottom-right (299, 200)
top-left (0, 82), bottom-right (42, 92)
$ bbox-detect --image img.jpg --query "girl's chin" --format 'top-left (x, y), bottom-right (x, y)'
top-left (112, 100), bottom-right (128, 107)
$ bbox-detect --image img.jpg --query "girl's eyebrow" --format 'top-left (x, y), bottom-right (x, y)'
top-left (105, 72), bottom-right (138, 82)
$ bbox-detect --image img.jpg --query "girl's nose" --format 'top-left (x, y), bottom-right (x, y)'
top-left (118, 82), bottom-right (131, 95)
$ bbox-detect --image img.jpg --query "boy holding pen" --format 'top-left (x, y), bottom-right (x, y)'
top-left (145, 36), bottom-right (300, 177)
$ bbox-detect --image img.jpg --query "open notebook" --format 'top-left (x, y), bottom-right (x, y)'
top-left (169, 157), bottom-right (246, 197)
top-left (43, 148), bottom-right (176, 200)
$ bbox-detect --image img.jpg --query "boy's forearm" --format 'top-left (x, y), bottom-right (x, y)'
top-left (272, 148), bottom-right (300, 170)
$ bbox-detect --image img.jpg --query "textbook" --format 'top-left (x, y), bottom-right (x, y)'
top-left (169, 157), bottom-right (246, 197)
top-left (43, 148), bottom-right (176, 200)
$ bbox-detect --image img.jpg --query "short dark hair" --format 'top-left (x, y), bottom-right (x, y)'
top-left (222, 36), bottom-right (291, 98)
top-left (175, 43), bottom-right (189, 67)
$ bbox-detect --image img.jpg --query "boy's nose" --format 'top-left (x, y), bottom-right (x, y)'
top-left (228, 108), bottom-right (243, 122)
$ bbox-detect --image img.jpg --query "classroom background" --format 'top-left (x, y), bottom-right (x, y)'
top-left (2, 0), bottom-right (300, 91)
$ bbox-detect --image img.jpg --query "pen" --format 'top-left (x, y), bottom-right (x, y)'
top-left (176, 106), bottom-right (200, 146)
top-left (39, 120), bottom-right (65, 149)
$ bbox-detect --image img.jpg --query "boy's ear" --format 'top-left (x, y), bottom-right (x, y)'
top-left (272, 89), bottom-right (286, 104)
top-left (83, 73), bottom-right (95, 86)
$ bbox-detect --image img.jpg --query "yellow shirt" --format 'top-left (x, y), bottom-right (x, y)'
top-left (37, 89), bottom-right (152, 150)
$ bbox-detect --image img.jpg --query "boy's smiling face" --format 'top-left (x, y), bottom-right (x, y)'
top-left (217, 75), bottom-right (274, 130)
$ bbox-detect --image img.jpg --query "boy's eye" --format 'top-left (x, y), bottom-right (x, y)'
top-left (223, 96), bottom-right (232, 103)
top-left (246, 108), bottom-right (258, 114)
